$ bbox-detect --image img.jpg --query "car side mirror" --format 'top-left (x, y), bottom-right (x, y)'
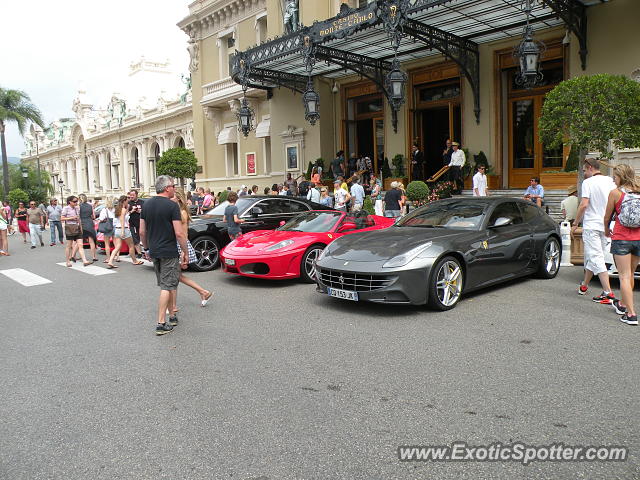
top-left (490, 217), bottom-right (513, 228)
top-left (337, 222), bottom-right (356, 233)
top-left (251, 207), bottom-right (262, 218)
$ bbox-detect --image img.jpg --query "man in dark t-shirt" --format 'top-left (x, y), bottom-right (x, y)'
top-left (384, 182), bottom-right (403, 218)
top-left (128, 189), bottom-right (145, 256)
top-left (140, 175), bottom-right (188, 336)
top-left (331, 150), bottom-right (345, 179)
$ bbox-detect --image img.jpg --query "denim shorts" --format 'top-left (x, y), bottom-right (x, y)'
top-left (610, 240), bottom-right (640, 257)
top-left (115, 227), bottom-right (132, 239)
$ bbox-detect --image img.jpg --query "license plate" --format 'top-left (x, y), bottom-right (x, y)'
top-left (224, 258), bottom-right (236, 266)
top-left (328, 287), bottom-right (358, 301)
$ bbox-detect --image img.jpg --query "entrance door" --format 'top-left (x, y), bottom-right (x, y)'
top-left (508, 96), bottom-right (564, 188)
top-left (343, 93), bottom-right (384, 174)
top-left (421, 107), bottom-right (452, 180)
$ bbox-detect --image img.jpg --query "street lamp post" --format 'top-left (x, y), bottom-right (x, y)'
top-left (58, 179), bottom-right (64, 203)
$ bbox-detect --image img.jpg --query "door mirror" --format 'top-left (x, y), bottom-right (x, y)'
top-left (337, 222), bottom-right (357, 233)
top-left (490, 216), bottom-right (513, 228)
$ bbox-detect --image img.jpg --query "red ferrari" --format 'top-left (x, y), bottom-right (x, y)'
top-left (220, 210), bottom-right (395, 282)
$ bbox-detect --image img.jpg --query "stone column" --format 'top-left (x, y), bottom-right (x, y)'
top-left (138, 141), bottom-right (149, 192)
top-left (75, 156), bottom-right (84, 194)
top-left (98, 150), bottom-right (108, 191)
top-left (122, 144), bottom-right (131, 193)
top-left (88, 153), bottom-right (96, 194)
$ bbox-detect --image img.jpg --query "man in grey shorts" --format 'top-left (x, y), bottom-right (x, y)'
top-left (140, 175), bottom-right (188, 335)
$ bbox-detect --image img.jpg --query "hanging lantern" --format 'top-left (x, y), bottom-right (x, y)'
top-left (236, 96), bottom-right (254, 137)
top-left (385, 58), bottom-right (407, 110)
top-left (514, 1), bottom-right (545, 89)
top-left (303, 79), bottom-right (320, 126)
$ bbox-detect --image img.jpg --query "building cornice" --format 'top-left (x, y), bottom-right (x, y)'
top-left (178, 0), bottom-right (266, 41)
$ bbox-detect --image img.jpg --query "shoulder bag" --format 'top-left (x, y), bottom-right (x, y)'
top-left (98, 209), bottom-right (114, 234)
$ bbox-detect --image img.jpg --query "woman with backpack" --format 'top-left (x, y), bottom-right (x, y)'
top-left (604, 164), bottom-right (640, 326)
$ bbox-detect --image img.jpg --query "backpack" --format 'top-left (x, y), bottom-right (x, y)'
top-left (618, 191), bottom-right (640, 228)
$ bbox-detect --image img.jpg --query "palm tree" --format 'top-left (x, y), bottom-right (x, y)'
top-left (0, 88), bottom-right (44, 200)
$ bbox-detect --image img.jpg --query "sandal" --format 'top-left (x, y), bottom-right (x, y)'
top-left (103, 260), bottom-right (109, 263)
top-left (201, 291), bottom-right (213, 307)
top-left (83, 262), bottom-right (92, 266)
top-left (132, 261), bottom-right (144, 265)
top-left (106, 264), bottom-right (118, 269)
top-left (66, 262), bottom-right (72, 267)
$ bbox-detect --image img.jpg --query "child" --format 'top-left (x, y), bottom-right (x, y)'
top-left (225, 192), bottom-right (244, 240)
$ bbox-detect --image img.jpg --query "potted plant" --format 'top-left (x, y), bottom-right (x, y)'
top-left (383, 154), bottom-right (409, 190)
top-left (406, 181), bottom-right (431, 209)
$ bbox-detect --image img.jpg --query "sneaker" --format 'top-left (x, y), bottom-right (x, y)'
top-left (612, 299), bottom-right (628, 315)
top-left (620, 314), bottom-right (638, 326)
top-left (155, 322), bottom-right (174, 335)
top-left (593, 291), bottom-right (615, 304)
top-left (50, 243), bottom-right (55, 246)
top-left (578, 284), bottom-right (588, 295)
top-left (30, 246), bottom-right (36, 249)
top-left (168, 315), bottom-right (179, 326)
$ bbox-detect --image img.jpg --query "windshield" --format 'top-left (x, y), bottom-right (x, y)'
top-left (397, 202), bottom-right (486, 230)
top-left (202, 198), bottom-right (255, 216)
top-left (278, 211), bottom-right (342, 232)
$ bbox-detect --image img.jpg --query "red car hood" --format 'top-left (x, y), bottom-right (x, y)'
top-left (223, 230), bottom-right (335, 256)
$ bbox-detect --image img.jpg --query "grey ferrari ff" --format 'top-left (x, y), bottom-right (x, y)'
top-left (315, 197), bottom-right (561, 310)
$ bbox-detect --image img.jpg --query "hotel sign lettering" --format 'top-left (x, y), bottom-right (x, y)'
top-left (310, 4), bottom-right (378, 41)
top-left (319, 12), bottom-right (375, 37)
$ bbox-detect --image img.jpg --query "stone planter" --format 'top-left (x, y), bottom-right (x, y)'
top-left (540, 172), bottom-right (577, 190)
top-left (570, 226), bottom-right (584, 266)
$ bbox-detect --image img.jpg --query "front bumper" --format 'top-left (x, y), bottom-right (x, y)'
top-left (315, 263), bottom-right (431, 305)
top-left (220, 248), bottom-right (305, 279)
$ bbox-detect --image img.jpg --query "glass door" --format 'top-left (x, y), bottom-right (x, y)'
top-left (508, 95), bottom-right (562, 188)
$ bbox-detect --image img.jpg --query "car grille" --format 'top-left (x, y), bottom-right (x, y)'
top-left (318, 268), bottom-right (394, 292)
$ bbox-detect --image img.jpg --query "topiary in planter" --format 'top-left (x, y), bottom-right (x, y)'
top-left (392, 154), bottom-right (406, 177)
top-left (406, 181), bottom-right (430, 202)
top-left (382, 157), bottom-right (393, 179)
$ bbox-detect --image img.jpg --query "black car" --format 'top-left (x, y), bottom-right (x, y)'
top-left (189, 195), bottom-right (334, 271)
top-left (315, 197), bottom-right (561, 310)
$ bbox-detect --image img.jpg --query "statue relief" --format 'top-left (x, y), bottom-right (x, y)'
top-left (187, 31), bottom-right (199, 73)
top-left (283, 0), bottom-right (299, 34)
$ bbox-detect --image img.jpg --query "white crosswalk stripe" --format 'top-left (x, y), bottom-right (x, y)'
top-left (119, 257), bottom-right (154, 267)
top-left (56, 262), bottom-right (116, 276)
top-left (0, 268), bottom-right (52, 286)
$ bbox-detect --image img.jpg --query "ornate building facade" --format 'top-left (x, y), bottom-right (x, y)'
top-left (180, 0), bottom-right (640, 192)
top-left (22, 58), bottom-right (193, 200)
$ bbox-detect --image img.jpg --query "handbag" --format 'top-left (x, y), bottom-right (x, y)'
top-left (64, 223), bottom-right (81, 237)
top-left (98, 210), bottom-right (114, 234)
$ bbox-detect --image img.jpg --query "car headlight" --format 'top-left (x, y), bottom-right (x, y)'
top-left (265, 239), bottom-right (295, 252)
top-left (382, 242), bottom-right (433, 268)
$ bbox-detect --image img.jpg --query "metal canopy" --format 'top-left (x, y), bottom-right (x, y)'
top-left (231, 0), bottom-right (591, 127)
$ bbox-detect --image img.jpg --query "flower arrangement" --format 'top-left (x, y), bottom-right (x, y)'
top-left (431, 181), bottom-right (455, 199)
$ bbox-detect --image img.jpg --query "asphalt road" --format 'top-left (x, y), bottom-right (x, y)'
top-left (1, 232), bottom-right (639, 480)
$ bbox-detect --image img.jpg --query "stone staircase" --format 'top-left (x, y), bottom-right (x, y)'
top-left (459, 189), bottom-right (567, 222)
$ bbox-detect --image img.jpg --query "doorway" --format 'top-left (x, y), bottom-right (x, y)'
top-left (413, 78), bottom-right (461, 181)
top-left (506, 60), bottom-right (565, 188)
top-left (343, 91), bottom-right (384, 174)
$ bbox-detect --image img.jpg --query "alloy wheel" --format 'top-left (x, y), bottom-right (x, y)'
top-left (545, 238), bottom-right (560, 275)
top-left (435, 260), bottom-right (463, 307)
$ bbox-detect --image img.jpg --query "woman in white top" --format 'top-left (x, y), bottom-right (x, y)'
top-left (0, 205), bottom-right (9, 255)
top-left (106, 195), bottom-right (143, 268)
top-left (98, 197), bottom-right (116, 263)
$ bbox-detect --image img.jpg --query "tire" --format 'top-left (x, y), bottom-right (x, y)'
top-left (427, 256), bottom-right (464, 311)
top-left (300, 245), bottom-right (324, 283)
top-left (535, 236), bottom-right (560, 279)
top-left (190, 236), bottom-right (220, 272)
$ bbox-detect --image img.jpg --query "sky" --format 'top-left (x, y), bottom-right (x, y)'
top-left (1, 1), bottom-right (190, 157)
